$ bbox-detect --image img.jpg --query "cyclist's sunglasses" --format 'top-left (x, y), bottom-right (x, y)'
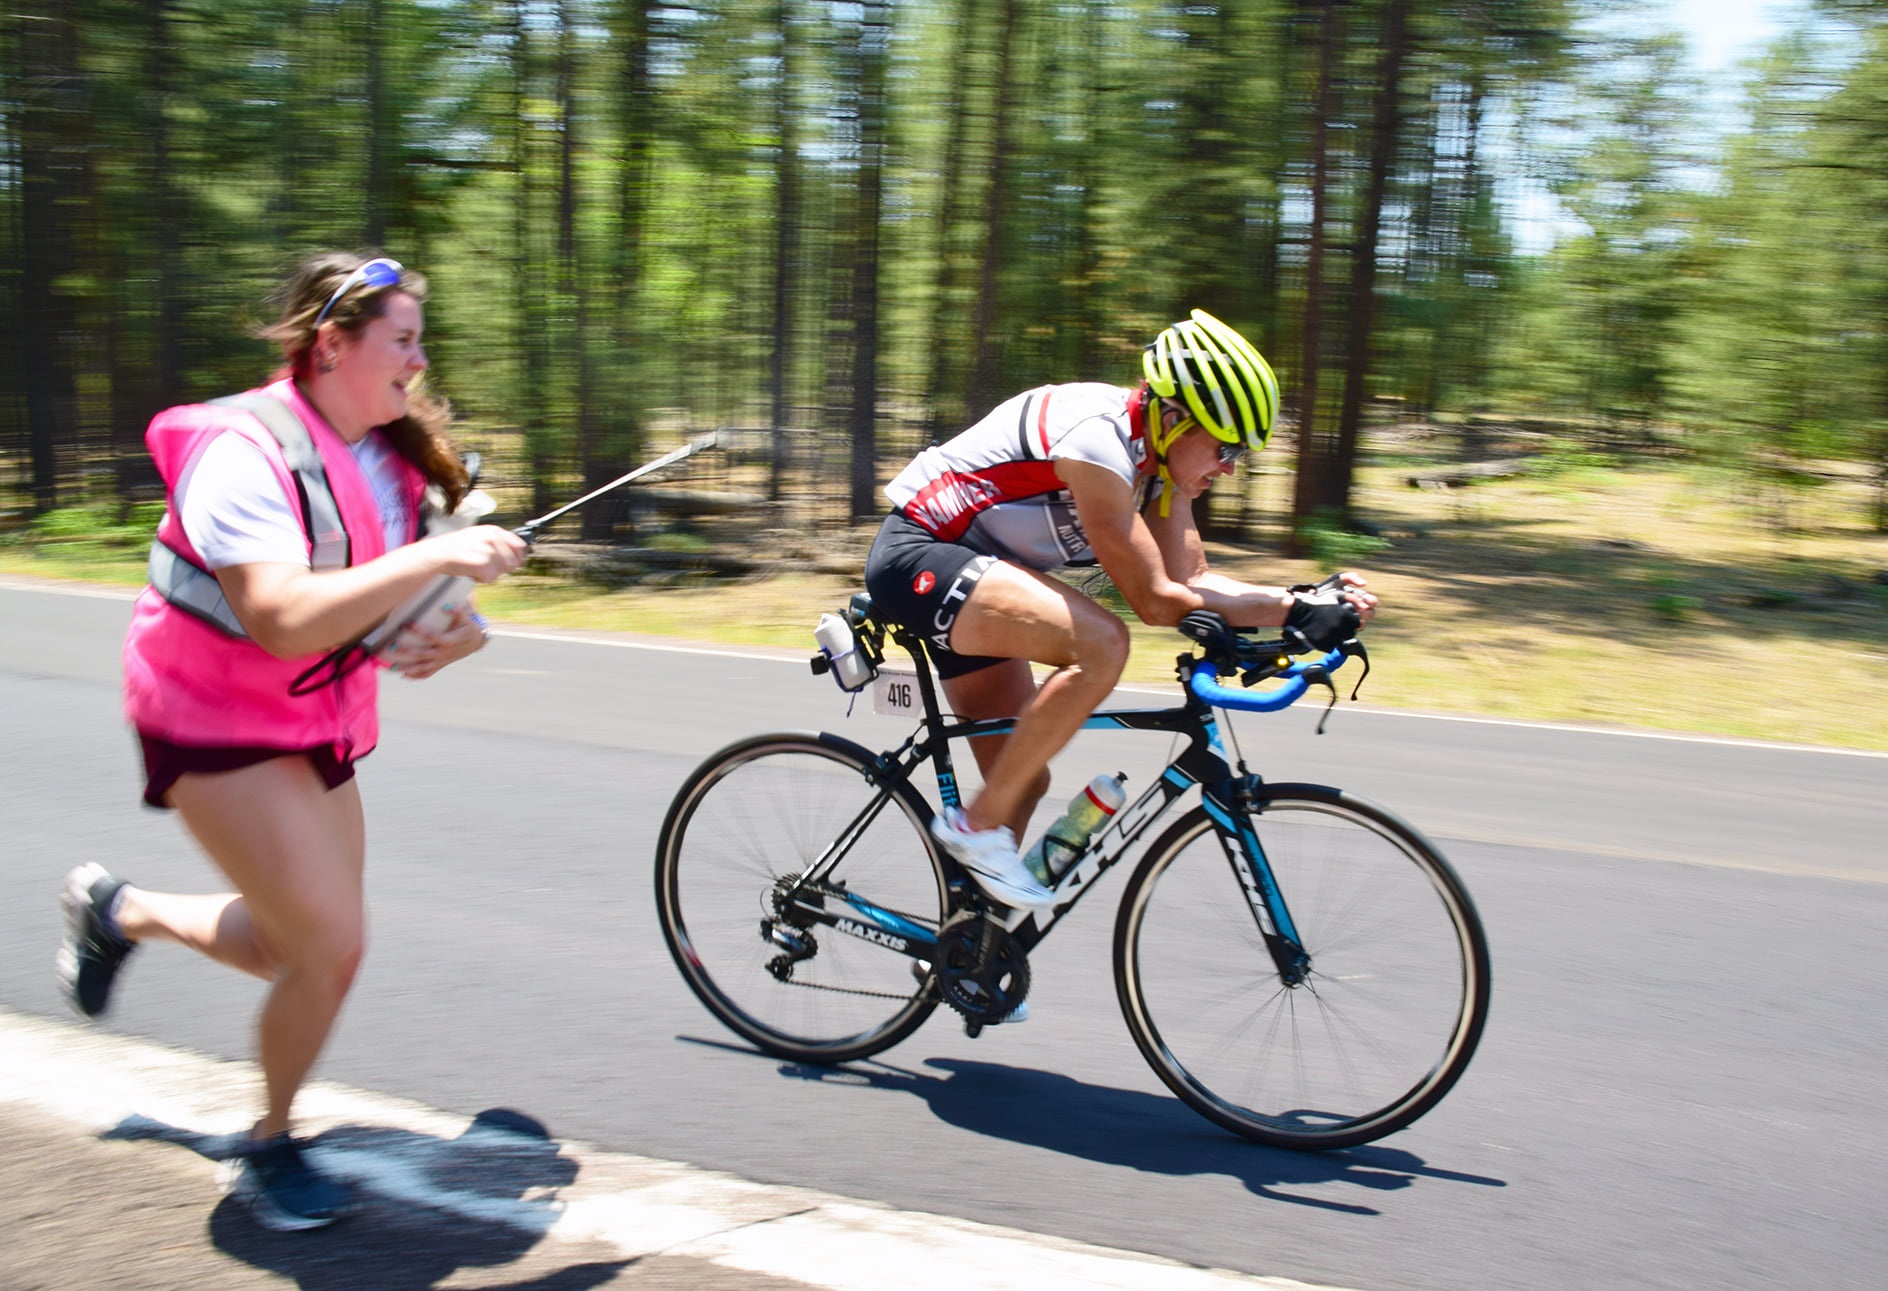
top-left (1166, 406), bottom-right (1247, 467)
top-left (313, 257), bottom-right (403, 329)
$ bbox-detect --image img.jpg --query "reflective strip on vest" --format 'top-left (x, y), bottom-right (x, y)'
top-left (148, 541), bottom-right (251, 638)
top-left (147, 393), bottom-right (353, 639)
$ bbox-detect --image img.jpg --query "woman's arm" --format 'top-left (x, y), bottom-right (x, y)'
top-left (214, 525), bottom-right (526, 659)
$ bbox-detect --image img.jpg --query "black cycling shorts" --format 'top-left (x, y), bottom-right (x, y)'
top-left (862, 512), bottom-right (1007, 680)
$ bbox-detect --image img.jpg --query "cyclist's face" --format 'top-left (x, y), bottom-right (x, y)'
top-left (1166, 424), bottom-right (1237, 498)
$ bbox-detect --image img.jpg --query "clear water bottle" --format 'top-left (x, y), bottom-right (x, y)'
top-left (815, 611), bottom-right (875, 691)
top-left (1022, 773), bottom-right (1128, 885)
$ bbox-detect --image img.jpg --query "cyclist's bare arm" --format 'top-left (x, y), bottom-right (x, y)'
top-left (1135, 471), bottom-right (1378, 626)
top-left (1056, 459), bottom-right (1293, 629)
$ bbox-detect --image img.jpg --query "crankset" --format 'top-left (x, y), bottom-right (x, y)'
top-left (933, 910), bottom-right (1030, 1037)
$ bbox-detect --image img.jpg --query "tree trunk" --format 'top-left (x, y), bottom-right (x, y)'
top-left (769, 0), bottom-right (799, 500)
top-left (510, 1), bottom-right (555, 516)
top-left (920, 0), bottom-right (980, 439)
top-left (847, 1), bottom-right (890, 521)
top-left (364, 0), bottom-right (390, 247)
top-left (964, 0), bottom-right (1020, 418)
top-left (605, 0), bottom-right (653, 511)
top-left (1287, 0), bottom-right (1344, 551)
top-left (16, 5), bottom-right (86, 513)
top-left (1331, 0), bottom-right (1410, 527)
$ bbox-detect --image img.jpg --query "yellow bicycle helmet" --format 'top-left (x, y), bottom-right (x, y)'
top-left (1141, 308), bottom-right (1280, 461)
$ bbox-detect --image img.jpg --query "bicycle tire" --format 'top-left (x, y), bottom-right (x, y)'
top-left (655, 732), bottom-right (947, 1064)
top-left (1114, 783), bottom-right (1490, 1150)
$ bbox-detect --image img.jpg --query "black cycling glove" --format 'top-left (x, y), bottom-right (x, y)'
top-left (1282, 588), bottom-right (1362, 653)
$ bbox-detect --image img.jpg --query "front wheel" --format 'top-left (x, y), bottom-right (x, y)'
top-left (655, 733), bottom-right (948, 1064)
top-left (1115, 784), bottom-right (1491, 1150)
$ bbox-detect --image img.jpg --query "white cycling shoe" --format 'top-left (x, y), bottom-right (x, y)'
top-left (929, 808), bottom-right (1056, 910)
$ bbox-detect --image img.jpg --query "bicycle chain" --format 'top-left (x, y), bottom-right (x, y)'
top-left (766, 879), bottom-right (941, 1001)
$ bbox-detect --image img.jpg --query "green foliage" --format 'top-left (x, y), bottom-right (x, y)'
top-left (1296, 512), bottom-right (1392, 569)
top-left (29, 503), bottom-right (163, 547)
top-left (2, 0), bottom-right (1885, 548)
top-left (1650, 592), bottom-right (1704, 622)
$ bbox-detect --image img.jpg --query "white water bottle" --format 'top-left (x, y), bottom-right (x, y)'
top-left (815, 612), bottom-right (874, 692)
top-left (1022, 773), bottom-right (1128, 885)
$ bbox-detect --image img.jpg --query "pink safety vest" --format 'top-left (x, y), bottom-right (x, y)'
top-left (122, 378), bottom-right (426, 757)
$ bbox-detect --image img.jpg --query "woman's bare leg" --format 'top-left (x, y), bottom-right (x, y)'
top-left (164, 756), bottom-right (366, 1140)
top-left (113, 888), bottom-right (275, 979)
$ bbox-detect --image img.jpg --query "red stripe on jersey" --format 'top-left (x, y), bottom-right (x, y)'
top-left (902, 460), bottom-right (1064, 541)
top-left (1037, 388), bottom-right (1053, 457)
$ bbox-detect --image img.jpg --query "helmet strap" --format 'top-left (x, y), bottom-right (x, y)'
top-left (1144, 397), bottom-right (1187, 517)
top-left (1155, 468), bottom-right (1176, 517)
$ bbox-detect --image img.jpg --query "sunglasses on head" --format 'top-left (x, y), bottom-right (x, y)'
top-left (313, 257), bottom-right (403, 329)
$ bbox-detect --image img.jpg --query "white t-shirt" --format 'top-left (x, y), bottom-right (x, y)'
top-left (177, 429), bottom-right (414, 569)
top-left (883, 383), bottom-right (1148, 569)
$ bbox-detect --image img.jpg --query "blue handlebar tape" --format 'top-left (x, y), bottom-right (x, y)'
top-left (1186, 647), bottom-right (1347, 713)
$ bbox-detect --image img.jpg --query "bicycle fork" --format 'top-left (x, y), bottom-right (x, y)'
top-left (1203, 777), bottom-right (1311, 985)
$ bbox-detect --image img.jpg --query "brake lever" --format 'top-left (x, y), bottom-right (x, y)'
top-left (1299, 665), bottom-right (1340, 734)
top-left (1340, 637), bottom-right (1370, 699)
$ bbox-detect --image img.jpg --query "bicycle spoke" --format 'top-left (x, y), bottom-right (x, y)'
top-left (1117, 788), bottom-right (1489, 1149)
top-left (657, 736), bottom-right (947, 1063)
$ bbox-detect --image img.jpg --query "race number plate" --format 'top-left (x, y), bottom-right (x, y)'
top-left (872, 667), bottom-right (921, 718)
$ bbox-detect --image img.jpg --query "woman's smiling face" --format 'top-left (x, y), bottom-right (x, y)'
top-left (332, 291), bottom-right (428, 432)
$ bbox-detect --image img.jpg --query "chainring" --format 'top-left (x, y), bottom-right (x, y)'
top-left (933, 911), bottom-right (1030, 1025)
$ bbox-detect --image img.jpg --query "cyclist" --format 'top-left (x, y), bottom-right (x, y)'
top-left (864, 309), bottom-right (1376, 911)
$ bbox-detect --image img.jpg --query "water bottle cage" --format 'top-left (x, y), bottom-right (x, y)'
top-left (810, 603), bottom-right (886, 692)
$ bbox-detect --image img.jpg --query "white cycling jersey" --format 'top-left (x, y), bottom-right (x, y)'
top-left (884, 383), bottom-right (1152, 569)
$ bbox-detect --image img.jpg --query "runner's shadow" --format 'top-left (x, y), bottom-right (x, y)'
top-left (763, 1050), bottom-right (1505, 1215)
top-left (102, 1107), bottom-right (627, 1290)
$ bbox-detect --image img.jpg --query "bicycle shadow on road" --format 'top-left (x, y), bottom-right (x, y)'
top-left (102, 1107), bottom-right (629, 1291)
top-left (773, 1052), bottom-right (1505, 1216)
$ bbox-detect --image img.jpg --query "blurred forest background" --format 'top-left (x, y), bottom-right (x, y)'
top-left (4, 0), bottom-right (1888, 550)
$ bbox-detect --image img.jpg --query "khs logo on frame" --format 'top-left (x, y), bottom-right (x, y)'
top-left (912, 570), bottom-right (936, 595)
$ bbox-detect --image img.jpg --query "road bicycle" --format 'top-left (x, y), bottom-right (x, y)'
top-left (654, 595), bottom-right (1491, 1151)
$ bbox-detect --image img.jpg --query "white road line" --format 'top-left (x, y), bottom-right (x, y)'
top-left (0, 1009), bottom-right (1346, 1291)
top-left (5, 573), bottom-right (1880, 758)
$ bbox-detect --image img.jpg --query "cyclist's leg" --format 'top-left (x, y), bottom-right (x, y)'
top-left (944, 562), bottom-right (1128, 835)
top-left (938, 658), bottom-right (1044, 838)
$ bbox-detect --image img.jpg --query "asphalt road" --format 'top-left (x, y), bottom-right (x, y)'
top-left (3, 578), bottom-right (1885, 1291)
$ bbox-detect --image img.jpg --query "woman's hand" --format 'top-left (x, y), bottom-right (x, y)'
top-left (386, 604), bottom-right (487, 679)
top-left (426, 525), bottom-right (528, 583)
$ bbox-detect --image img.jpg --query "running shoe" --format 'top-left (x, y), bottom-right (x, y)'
top-left (56, 864), bottom-right (136, 1018)
top-left (220, 1135), bottom-right (358, 1232)
top-left (929, 808), bottom-right (1055, 910)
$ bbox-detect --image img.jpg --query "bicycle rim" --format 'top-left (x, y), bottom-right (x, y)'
top-left (656, 734), bottom-right (946, 1063)
top-left (1116, 786), bottom-right (1490, 1150)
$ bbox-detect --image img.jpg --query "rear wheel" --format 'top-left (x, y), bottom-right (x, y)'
top-left (655, 733), bottom-right (947, 1063)
top-left (1115, 784), bottom-right (1490, 1150)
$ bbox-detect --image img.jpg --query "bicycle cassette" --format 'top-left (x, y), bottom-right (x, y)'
top-left (933, 911), bottom-right (1030, 1027)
